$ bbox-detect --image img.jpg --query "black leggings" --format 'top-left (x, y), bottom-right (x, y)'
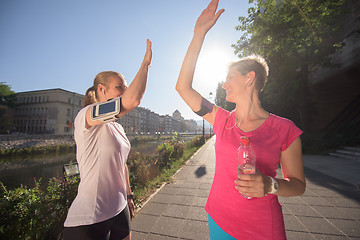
top-left (63, 205), bottom-right (131, 240)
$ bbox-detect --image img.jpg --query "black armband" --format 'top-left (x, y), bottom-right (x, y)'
top-left (194, 97), bottom-right (213, 117)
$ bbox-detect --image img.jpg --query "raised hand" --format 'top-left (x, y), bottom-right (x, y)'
top-left (194, 0), bottom-right (225, 36)
top-left (143, 39), bottom-right (152, 67)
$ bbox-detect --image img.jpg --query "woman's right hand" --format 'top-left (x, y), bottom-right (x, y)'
top-left (194, 0), bottom-right (225, 36)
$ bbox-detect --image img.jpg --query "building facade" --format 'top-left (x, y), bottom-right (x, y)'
top-left (14, 88), bottom-right (84, 135)
top-left (13, 89), bottom-right (198, 135)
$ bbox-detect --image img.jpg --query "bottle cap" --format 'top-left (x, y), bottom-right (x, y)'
top-left (240, 136), bottom-right (250, 146)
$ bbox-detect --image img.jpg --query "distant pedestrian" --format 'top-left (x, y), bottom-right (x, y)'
top-left (63, 39), bottom-right (152, 240)
top-left (176, 1), bottom-right (305, 239)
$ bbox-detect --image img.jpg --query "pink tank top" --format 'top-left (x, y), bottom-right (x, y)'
top-left (205, 108), bottom-right (303, 240)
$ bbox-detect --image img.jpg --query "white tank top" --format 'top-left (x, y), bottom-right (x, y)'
top-left (64, 106), bottom-right (131, 227)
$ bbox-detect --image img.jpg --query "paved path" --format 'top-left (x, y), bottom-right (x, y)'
top-left (132, 137), bottom-right (360, 240)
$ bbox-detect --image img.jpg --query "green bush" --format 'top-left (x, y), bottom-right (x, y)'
top-left (188, 136), bottom-right (204, 148)
top-left (0, 175), bottom-right (79, 240)
top-left (127, 151), bottom-right (158, 188)
top-left (0, 135), bottom-right (208, 239)
top-left (156, 142), bottom-right (175, 169)
top-left (171, 141), bottom-right (185, 159)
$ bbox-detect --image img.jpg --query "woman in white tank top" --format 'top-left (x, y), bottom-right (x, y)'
top-left (63, 39), bottom-right (152, 240)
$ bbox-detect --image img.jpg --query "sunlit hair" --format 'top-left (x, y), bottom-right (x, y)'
top-left (228, 55), bottom-right (269, 91)
top-left (83, 71), bottom-right (126, 107)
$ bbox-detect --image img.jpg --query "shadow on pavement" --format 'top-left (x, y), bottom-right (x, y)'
top-left (304, 167), bottom-right (360, 202)
top-left (195, 165), bottom-right (207, 178)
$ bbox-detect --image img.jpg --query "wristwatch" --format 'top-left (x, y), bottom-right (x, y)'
top-left (127, 193), bottom-right (134, 200)
top-left (268, 176), bottom-right (279, 194)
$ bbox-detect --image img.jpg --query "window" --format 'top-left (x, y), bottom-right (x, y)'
top-left (67, 109), bottom-right (70, 116)
top-left (68, 98), bottom-right (71, 104)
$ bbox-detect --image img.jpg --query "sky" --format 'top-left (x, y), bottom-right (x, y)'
top-left (0, 0), bottom-right (251, 121)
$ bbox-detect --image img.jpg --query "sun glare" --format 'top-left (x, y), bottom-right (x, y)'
top-left (194, 44), bottom-right (238, 97)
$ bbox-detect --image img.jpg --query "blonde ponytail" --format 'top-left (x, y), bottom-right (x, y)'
top-left (83, 86), bottom-right (97, 107)
top-left (83, 71), bottom-right (126, 107)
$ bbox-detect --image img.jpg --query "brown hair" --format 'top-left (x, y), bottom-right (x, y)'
top-left (83, 71), bottom-right (125, 107)
top-left (228, 55), bottom-right (269, 91)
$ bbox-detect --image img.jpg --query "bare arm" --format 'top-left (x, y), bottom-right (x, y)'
top-left (175, 0), bottom-right (224, 125)
top-left (125, 164), bottom-right (135, 220)
top-left (118, 39), bottom-right (152, 117)
top-left (85, 39), bottom-right (152, 128)
top-left (276, 137), bottom-right (306, 197)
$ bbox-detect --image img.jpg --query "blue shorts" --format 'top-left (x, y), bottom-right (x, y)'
top-left (208, 215), bottom-right (236, 240)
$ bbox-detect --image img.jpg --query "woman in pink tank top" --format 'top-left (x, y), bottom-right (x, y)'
top-left (176, 1), bottom-right (306, 239)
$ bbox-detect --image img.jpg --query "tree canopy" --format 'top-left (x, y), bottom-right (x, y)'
top-left (215, 82), bottom-right (235, 112)
top-left (0, 82), bottom-right (17, 120)
top-left (230, 0), bottom-right (346, 130)
top-left (0, 82), bottom-right (16, 108)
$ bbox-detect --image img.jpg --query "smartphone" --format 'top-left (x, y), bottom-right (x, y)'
top-left (90, 97), bottom-right (121, 122)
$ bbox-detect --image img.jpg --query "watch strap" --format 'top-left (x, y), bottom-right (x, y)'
top-left (268, 176), bottom-right (279, 194)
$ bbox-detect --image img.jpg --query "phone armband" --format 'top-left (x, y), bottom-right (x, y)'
top-left (194, 97), bottom-right (213, 117)
top-left (90, 97), bottom-right (121, 123)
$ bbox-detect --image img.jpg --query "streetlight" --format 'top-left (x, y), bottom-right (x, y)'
top-left (202, 92), bottom-right (213, 143)
top-left (209, 92), bottom-right (213, 138)
top-left (202, 117), bottom-right (205, 144)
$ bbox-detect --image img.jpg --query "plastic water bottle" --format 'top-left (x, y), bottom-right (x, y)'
top-left (237, 136), bottom-right (256, 199)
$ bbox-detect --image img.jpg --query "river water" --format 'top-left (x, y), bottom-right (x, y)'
top-left (0, 136), bottom-right (197, 189)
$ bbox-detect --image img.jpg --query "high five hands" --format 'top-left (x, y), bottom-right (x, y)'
top-left (194, 0), bottom-right (225, 36)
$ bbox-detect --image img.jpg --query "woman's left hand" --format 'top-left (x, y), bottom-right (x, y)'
top-left (128, 199), bottom-right (135, 220)
top-left (143, 39), bottom-right (152, 68)
top-left (234, 169), bottom-right (270, 198)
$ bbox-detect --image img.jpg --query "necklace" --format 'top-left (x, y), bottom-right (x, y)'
top-left (224, 112), bottom-right (245, 130)
top-left (224, 107), bottom-right (253, 130)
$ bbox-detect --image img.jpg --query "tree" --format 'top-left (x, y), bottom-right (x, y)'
top-left (215, 82), bottom-right (236, 111)
top-left (232, 0), bottom-right (346, 131)
top-left (0, 82), bottom-right (16, 133)
top-left (0, 82), bottom-right (16, 109)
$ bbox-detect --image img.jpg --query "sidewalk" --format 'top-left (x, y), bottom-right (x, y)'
top-left (131, 137), bottom-right (360, 240)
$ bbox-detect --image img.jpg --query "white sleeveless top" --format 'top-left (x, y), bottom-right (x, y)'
top-left (64, 106), bottom-right (131, 227)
